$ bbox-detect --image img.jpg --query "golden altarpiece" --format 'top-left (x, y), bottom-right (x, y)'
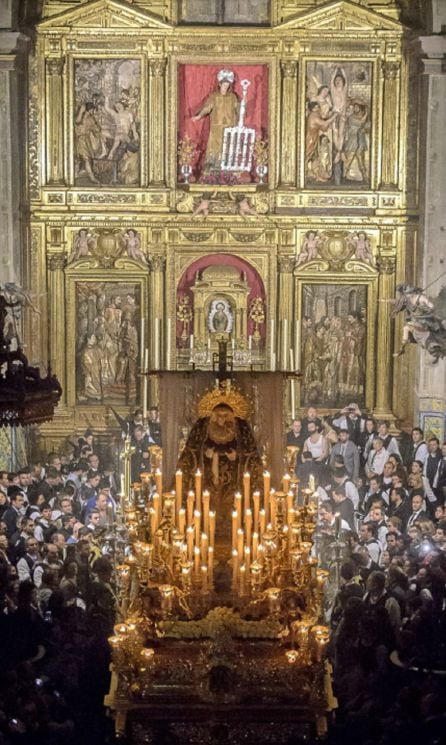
top-left (24, 0), bottom-right (423, 741)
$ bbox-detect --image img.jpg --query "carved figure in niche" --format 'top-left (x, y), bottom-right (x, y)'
top-left (208, 300), bottom-right (233, 334)
top-left (391, 284), bottom-right (446, 363)
top-left (295, 231), bottom-right (322, 267)
top-left (74, 59), bottom-right (141, 186)
top-left (191, 69), bottom-right (240, 172)
top-left (124, 229), bottom-right (147, 264)
top-left (238, 195), bottom-right (257, 217)
top-left (306, 62), bottom-right (372, 187)
top-left (68, 229), bottom-right (94, 263)
top-left (193, 194), bottom-right (212, 218)
top-left (347, 231), bottom-right (375, 266)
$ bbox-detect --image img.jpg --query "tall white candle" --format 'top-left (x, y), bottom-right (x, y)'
top-left (143, 348), bottom-right (149, 418)
top-left (248, 334), bottom-right (252, 350)
top-left (295, 318), bottom-right (301, 368)
top-left (270, 318), bottom-right (275, 370)
top-left (154, 317), bottom-right (160, 369)
top-left (140, 317), bottom-right (145, 366)
top-left (166, 318), bottom-right (171, 370)
top-left (282, 318), bottom-right (288, 371)
top-left (190, 333), bottom-right (194, 351)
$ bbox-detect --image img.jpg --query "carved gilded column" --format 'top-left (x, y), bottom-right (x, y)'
top-left (149, 59), bottom-right (167, 186)
top-left (45, 57), bottom-right (65, 184)
top-left (374, 257), bottom-right (396, 419)
top-left (278, 255), bottom-right (295, 370)
top-left (47, 253), bottom-right (67, 403)
top-left (380, 61), bottom-right (401, 188)
top-left (279, 61), bottom-right (298, 186)
top-left (148, 254), bottom-right (165, 392)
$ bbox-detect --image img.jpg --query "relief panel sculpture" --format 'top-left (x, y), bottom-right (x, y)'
top-left (75, 282), bottom-right (140, 405)
top-left (305, 61), bottom-right (372, 188)
top-left (178, 64), bottom-right (269, 184)
top-left (301, 284), bottom-right (367, 407)
top-left (74, 59), bottom-right (141, 186)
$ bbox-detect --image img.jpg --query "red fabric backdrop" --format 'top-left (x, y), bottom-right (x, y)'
top-left (176, 253), bottom-right (266, 345)
top-left (178, 64), bottom-right (269, 180)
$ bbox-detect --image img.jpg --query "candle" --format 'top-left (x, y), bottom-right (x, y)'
top-left (287, 506), bottom-right (295, 530)
top-left (175, 470), bottom-right (183, 509)
top-left (237, 528), bottom-right (244, 562)
top-left (282, 473), bottom-right (291, 493)
top-left (253, 490), bottom-right (260, 533)
top-left (178, 507), bottom-right (186, 536)
top-left (186, 490), bottom-right (195, 526)
top-left (208, 546), bottom-right (214, 579)
top-left (234, 492), bottom-right (242, 529)
top-left (289, 348), bottom-right (294, 371)
top-left (309, 474), bottom-right (315, 493)
top-left (270, 318), bottom-right (275, 370)
top-left (263, 471), bottom-right (271, 523)
top-left (190, 333), bottom-right (194, 351)
top-left (334, 512), bottom-right (341, 538)
top-left (186, 526), bottom-right (194, 561)
top-left (201, 565), bottom-right (208, 592)
top-left (166, 318), bottom-right (171, 371)
top-left (270, 493), bottom-right (276, 530)
top-left (287, 490), bottom-right (294, 512)
top-left (194, 546), bottom-right (200, 574)
top-left (149, 507), bottom-right (157, 538)
top-left (232, 549), bottom-right (238, 586)
top-left (209, 510), bottom-right (216, 547)
top-left (120, 474), bottom-right (125, 497)
top-left (140, 317), bottom-right (145, 366)
top-left (194, 510), bottom-right (201, 546)
top-left (252, 531), bottom-right (259, 561)
top-left (155, 469), bottom-right (162, 495)
top-left (195, 470), bottom-right (202, 511)
top-left (143, 348), bottom-right (148, 419)
top-left (202, 490), bottom-right (210, 536)
top-left (239, 564), bottom-right (246, 595)
top-left (248, 334), bottom-right (252, 350)
top-left (200, 533), bottom-right (209, 563)
top-left (259, 508), bottom-right (266, 537)
top-left (232, 510), bottom-right (238, 549)
top-left (244, 545), bottom-right (251, 572)
top-left (154, 317), bottom-right (160, 369)
top-left (245, 508), bottom-right (252, 549)
top-left (243, 472), bottom-right (250, 514)
top-left (290, 377), bottom-right (296, 421)
top-left (282, 318), bottom-right (288, 370)
top-left (295, 317), bottom-right (301, 368)
top-left (152, 493), bottom-right (160, 527)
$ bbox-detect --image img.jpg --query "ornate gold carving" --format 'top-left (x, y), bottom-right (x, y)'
top-left (149, 59), bottom-right (167, 77)
top-left (148, 255), bottom-right (166, 272)
top-left (47, 193), bottom-right (64, 203)
top-left (252, 193), bottom-right (269, 215)
top-left (278, 256), bottom-right (295, 273)
top-left (280, 60), bottom-right (298, 78)
top-left (77, 193), bottom-right (137, 204)
top-left (307, 195), bottom-right (372, 207)
top-left (176, 192), bottom-right (194, 213)
top-left (46, 57), bottom-right (65, 75)
top-left (382, 60), bottom-right (400, 79)
top-left (197, 384), bottom-right (251, 420)
top-left (377, 257), bottom-right (396, 274)
top-left (28, 54), bottom-right (40, 200)
top-left (181, 232), bottom-right (213, 242)
top-left (47, 253), bottom-right (67, 271)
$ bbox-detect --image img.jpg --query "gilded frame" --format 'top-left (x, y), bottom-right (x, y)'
top-left (65, 261), bottom-right (149, 411)
top-left (294, 272), bottom-right (378, 412)
top-left (65, 52), bottom-right (148, 188)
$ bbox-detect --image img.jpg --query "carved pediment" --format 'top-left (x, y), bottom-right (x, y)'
top-left (38, 0), bottom-right (172, 31)
top-left (277, 0), bottom-right (402, 32)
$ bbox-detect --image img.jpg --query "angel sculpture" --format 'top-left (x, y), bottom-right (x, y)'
top-left (0, 283), bottom-right (41, 350)
top-left (68, 228), bottom-right (95, 264)
top-left (347, 231), bottom-right (376, 266)
top-left (124, 229), bottom-right (147, 264)
top-left (391, 283), bottom-right (446, 363)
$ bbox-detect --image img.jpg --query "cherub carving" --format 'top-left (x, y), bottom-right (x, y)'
top-left (295, 231), bottom-right (322, 267)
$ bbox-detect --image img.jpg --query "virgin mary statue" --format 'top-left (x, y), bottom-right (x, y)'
top-left (176, 385), bottom-right (263, 543)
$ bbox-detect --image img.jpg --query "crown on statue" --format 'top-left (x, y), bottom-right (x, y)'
top-left (197, 382), bottom-right (251, 420)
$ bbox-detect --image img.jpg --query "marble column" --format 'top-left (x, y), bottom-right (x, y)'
top-left (279, 61), bottom-right (298, 187)
top-left (148, 59), bottom-right (167, 186)
top-left (414, 30), bottom-right (446, 439)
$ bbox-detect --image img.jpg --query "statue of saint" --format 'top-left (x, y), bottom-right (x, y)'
top-left (210, 301), bottom-right (231, 333)
top-left (191, 69), bottom-right (240, 172)
top-left (176, 399), bottom-right (263, 544)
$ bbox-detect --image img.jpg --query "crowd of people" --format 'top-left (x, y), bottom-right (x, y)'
top-left (0, 403), bottom-right (445, 744)
top-left (288, 404), bottom-right (446, 744)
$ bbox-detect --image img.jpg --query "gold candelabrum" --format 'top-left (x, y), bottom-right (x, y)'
top-left (107, 434), bottom-right (334, 730)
